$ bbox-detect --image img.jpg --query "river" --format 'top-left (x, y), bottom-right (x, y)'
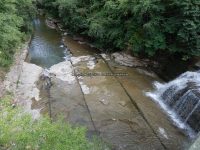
top-left (26, 16), bottom-right (65, 68)
top-left (27, 17), bottom-right (191, 150)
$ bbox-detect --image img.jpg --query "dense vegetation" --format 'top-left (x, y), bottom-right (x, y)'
top-left (0, 95), bottom-right (109, 150)
top-left (37, 0), bottom-right (200, 59)
top-left (0, 0), bottom-right (35, 67)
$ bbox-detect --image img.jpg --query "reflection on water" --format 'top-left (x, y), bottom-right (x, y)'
top-left (27, 16), bottom-right (65, 68)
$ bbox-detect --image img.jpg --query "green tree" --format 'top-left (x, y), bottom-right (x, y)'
top-left (0, 0), bottom-right (35, 67)
top-left (37, 0), bottom-right (200, 59)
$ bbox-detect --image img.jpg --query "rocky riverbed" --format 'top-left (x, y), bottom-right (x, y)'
top-left (0, 16), bottom-right (192, 150)
top-left (1, 45), bottom-right (191, 149)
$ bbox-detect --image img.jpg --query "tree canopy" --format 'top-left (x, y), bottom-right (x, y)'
top-left (0, 0), bottom-right (35, 67)
top-left (38, 0), bottom-right (200, 59)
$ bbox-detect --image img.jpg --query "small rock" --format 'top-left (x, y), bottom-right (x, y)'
top-left (78, 41), bottom-right (86, 45)
top-left (73, 36), bottom-right (84, 42)
top-left (100, 99), bottom-right (109, 105)
top-left (195, 61), bottom-right (200, 69)
top-left (118, 101), bottom-right (127, 107)
top-left (87, 60), bottom-right (96, 70)
top-left (45, 19), bottom-right (56, 29)
top-left (100, 53), bottom-right (110, 61)
top-left (136, 68), bottom-right (157, 78)
top-left (112, 118), bottom-right (117, 121)
top-left (89, 44), bottom-right (95, 48)
top-left (63, 32), bottom-right (68, 36)
top-left (11, 103), bottom-right (16, 108)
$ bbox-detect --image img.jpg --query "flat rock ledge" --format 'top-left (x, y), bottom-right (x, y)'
top-left (111, 52), bottom-right (158, 68)
top-left (3, 43), bottom-right (42, 119)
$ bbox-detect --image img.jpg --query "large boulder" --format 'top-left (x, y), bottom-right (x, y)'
top-left (111, 52), bottom-right (149, 67)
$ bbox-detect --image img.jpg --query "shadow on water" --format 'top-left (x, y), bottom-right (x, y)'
top-left (26, 16), bottom-right (65, 68)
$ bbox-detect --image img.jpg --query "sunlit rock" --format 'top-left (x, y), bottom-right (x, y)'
top-left (49, 61), bottom-right (76, 84)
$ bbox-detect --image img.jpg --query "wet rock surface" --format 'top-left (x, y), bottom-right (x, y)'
top-left (45, 18), bottom-right (59, 29)
top-left (72, 58), bottom-right (164, 149)
top-left (63, 36), bottom-right (100, 56)
top-left (106, 60), bottom-right (189, 149)
top-left (32, 52), bottom-right (189, 149)
top-left (32, 33), bottom-right (190, 149)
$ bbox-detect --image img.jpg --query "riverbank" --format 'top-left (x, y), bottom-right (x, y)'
top-left (0, 40), bottom-right (30, 98)
top-left (44, 16), bottom-right (197, 81)
top-left (38, 0), bottom-right (200, 81)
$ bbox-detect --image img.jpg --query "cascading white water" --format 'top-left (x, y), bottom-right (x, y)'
top-left (146, 70), bottom-right (200, 137)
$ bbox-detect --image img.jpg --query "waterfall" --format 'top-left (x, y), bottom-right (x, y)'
top-left (147, 70), bottom-right (200, 137)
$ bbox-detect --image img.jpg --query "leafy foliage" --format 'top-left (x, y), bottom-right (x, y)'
top-left (0, 95), bottom-right (110, 150)
top-left (0, 0), bottom-right (36, 67)
top-left (38, 0), bottom-right (200, 59)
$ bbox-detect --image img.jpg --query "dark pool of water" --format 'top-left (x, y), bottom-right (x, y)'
top-left (27, 16), bottom-right (65, 68)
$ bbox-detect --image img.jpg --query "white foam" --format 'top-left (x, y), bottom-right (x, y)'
top-left (146, 70), bottom-right (200, 137)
